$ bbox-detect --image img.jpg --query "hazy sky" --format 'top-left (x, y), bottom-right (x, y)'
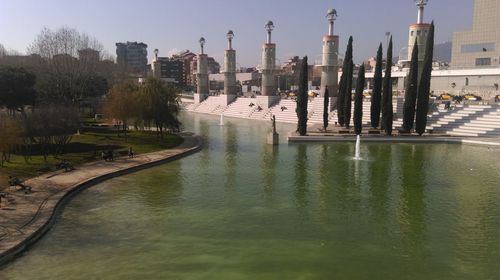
top-left (0, 0), bottom-right (473, 66)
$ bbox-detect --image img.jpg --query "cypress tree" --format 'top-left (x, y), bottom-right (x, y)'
top-left (296, 56), bottom-right (308, 136)
top-left (344, 61), bottom-right (354, 129)
top-left (402, 40), bottom-right (419, 133)
top-left (354, 65), bottom-right (365, 135)
top-left (323, 86), bottom-right (330, 131)
top-left (382, 37), bottom-right (393, 136)
top-left (370, 43), bottom-right (383, 128)
top-left (337, 74), bottom-right (345, 126)
top-left (416, 22), bottom-right (435, 136)
top-left (337, 36), bottom-right (353, 127)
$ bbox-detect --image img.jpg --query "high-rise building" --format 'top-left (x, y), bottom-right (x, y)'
top-left (152, 56), bottom-right (184, 85)
top-left (116, 42), bottom-right (148, 73)
top-left (451, 0), bottom-right (500, 68)
top-left (173, 50), bottom-right (197, 87)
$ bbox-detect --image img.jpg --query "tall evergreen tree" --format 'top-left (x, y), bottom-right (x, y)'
top-left (323, 86), bottom-right (330, 131)
top-left (344, 61), bottom-right (354, 129)
top-left (296, 56), bottom-right (308, 136)
top-left (337, 36), bottom-right (353, 127)
top-left (402, 40), bottom-right (419, 132)
top-left (416, 22), bottom-right (435, 136)
top-left (354, 65), bottom-right (365, 135)
top-left (337, 74), bottom-right (345, 126)
top-left (382, 37), bottom-right (393, 135)
top-left (370, 43), bottom-right (383, 128)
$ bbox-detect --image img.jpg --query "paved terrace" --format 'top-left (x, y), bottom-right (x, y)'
top-left (288, 125), bottom-right (500, 146)
top-left (0, 133), bottom-right (203, 266)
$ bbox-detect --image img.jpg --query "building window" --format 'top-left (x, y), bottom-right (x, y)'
top-left (411, 31), bottom-right (414, 36)
top-left (417, 30), bottom-right (421, 36)
top-left (461, 43), bottom-right (496, 53)
top-left (475, 58), bottom-right (491, 66)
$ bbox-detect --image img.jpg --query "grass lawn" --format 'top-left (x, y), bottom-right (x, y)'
top-left (0, 127), bottom-right (183, 186)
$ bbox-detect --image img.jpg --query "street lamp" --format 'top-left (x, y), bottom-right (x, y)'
top-left (199, 37), bottom-right (206, 54)
top-left (326, 9), bottom-right (337, 36)
top-left (154, 48), bottom-right (159, 60)
top-left (414, 0), bottom-right (429, 24)
top-left (226, 30), bottom-right (234, 50)
top-left (265, 20), bottom-right (274, 44)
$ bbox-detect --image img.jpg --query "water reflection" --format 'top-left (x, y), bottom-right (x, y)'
top-left (135, 160), bottom-right (184, 208)
top-left (367, 144), bottom-right (392, 223)
top-left (261, 144), bottom-right (278, 196)
top-left (294, 144), bottom-right (309, 208)
top-left (399, 145), bottom-right (427, 256)
top-left (223, 122), bottom-right (238, 190)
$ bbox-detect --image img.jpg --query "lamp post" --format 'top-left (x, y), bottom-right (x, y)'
top-left (227, 30), bottom-right (234, 50)
top-left (154, 48), bottom-right (159, 61)
top-left (414, 0), bottom-right (429, 24)
top-left (265, 20), bottom-right (274, 44)
top-left (326, 9), bottom-right (337, 36)
top-left (199, 37), bottom-right (205, 54)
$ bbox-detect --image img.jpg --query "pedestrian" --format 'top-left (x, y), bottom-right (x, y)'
top-left (128, 147), bottom-right (134, 158)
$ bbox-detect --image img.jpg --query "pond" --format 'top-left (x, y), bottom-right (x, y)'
top-left (1, 113), bottom-right (500, 279)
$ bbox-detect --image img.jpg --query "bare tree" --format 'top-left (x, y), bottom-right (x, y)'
top-left (27, 26), bottom-right (110, 103)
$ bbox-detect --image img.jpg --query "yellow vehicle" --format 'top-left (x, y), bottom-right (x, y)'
top-left (463, 94), bottom-right (482, 101)
top-left (495, 94), bottom-right (500, 102)
top-left (438, 93), bottom-right (453, 100)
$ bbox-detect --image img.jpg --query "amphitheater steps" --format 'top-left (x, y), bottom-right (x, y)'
top-left (222, 98), bottom-right (256, 118)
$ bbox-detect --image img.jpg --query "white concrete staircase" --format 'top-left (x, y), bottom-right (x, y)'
top-left (222, 98), bottom-right (257, 118)
top-left (190, 96), bottom-right (221, 115)
top-left (185, 96), bottom-right (500, 137)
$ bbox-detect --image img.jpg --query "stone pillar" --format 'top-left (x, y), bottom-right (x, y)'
top-left (261, 43), bottom-right (276, 97)
top-left (320, 35), bottom-right (339, 97)
top-left (224, 49), bottom-right (237, 96)
top-left (408, 23), bottom-right (430, 84)
top-left (195, 53), bottom-right (209, 104)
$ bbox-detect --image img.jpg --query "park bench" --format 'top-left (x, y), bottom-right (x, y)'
top-left (8, 177), bottom-right (32, 194)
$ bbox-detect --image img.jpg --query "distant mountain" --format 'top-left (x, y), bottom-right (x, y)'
top-left (434, 41), bottom-right (452, 63)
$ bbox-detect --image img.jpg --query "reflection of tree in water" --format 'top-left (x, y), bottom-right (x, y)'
top-left (294, 144), bottom-right (309, 209)
top-left (136, 161), bottom-right (184, 208)
top-left (318, 145), bottom-right (333, 220)
top-left (319, 144), bottom-right (361, 220)
top-left (367, 144), bottom-right (392, 224)
top-left (261, 144), bottom-right (278, 196)
top-left (224, 123), bottom-right (238, 190)
top-left (399, 144), bottom-right (427, 256)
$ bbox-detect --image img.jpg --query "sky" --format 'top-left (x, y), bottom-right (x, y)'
top-left (0, 0), bottom-right (474, 66)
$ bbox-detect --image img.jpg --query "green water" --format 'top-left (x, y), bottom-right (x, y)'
top-left (2, 113), bottom-right (500, 279)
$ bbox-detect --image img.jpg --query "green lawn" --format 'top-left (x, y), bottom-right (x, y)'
top-left (0, 127), bottom-right (183, 185)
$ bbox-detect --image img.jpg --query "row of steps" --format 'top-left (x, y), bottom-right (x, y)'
top-left (186, 97), bottom-right (500, 137)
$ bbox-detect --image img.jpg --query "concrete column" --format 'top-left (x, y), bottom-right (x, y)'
top-left (320, 35), bottom-right (339, 97)
top-left (223, 49), bottom-right (237, 96)
top-left (261, 43), bottom-right (276, 96)
top-left (195, 54), bottom-right (209, 104)
top-left (408, 23), bottom-right (430, 84)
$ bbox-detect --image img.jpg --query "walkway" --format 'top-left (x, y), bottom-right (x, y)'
top-left (0, 133), bottom-right (203, 265)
